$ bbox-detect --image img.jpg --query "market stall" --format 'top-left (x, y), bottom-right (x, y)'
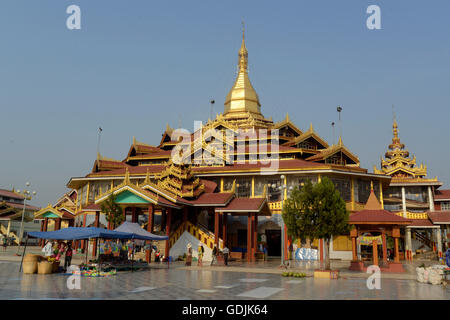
top-left (21, 227), bottom-right (159, 276)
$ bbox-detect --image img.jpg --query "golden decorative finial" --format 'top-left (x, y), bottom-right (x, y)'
top-left (124, 167), bottom-right (130, 185)
top-left (338, 136), bottom-right (343, 147)
top-left (97, 152), bottom-right (101, 161)
top-left (133, 136), bottom-right (136, 145)
top-left (285, 113), bottom-right (290, 122)
top-left (144, 168), bottom-right (151, 185)
top-left (370, 180), bottom-right (374, 191)
top-left (309, 123), bottom-right (313, 132)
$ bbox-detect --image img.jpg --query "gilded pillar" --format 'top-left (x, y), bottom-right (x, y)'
top-left (379, 180), bottom-right (384, 209)
top-left (351, 177), bottom-right (355, 211)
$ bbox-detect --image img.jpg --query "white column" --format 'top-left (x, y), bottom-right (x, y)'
top-left (436, 227), bottom-right (442, 256)
top-left (401, 186), bottom-right (407, 218)
top-left (428, 186), bottom-right (435, 212)
top-left (406, 228), bottom-right (412, 258)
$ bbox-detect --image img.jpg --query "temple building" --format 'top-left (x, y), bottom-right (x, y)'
top-left (0, 188), bottom-right (40, 244)
top-left (39, 29), bottom-right (395, 262)
top-left (374, 118), bottom-right (449, 259)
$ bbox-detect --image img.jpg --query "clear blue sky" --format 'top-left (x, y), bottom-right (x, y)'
top-left (1, 0), bottom-right (449, 207)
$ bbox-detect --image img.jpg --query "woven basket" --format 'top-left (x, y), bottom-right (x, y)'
top-left (38, 261), bottom-right (53, 274)
top-left (23, 261), bottom-right (38, 274)
top-left (23, 254), bottom-right (40, 263)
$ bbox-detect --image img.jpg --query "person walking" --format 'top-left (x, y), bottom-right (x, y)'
top-left (198, 243), bottom-right (204, 266)
top-left (222, 245), bottom-right (230, 266)
top-left (185, 243), bottom-right (192, 266)
top-left (210, 244), bottom-right (218, 266)
top-left (64, 242), bottom-right (73, 272)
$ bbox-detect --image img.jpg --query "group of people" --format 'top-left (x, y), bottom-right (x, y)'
top-left (185, 243), bottom-right (230, 266)
top-left (42, 240), bottom-right (73, 272)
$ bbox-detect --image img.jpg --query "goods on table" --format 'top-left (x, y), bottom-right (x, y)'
top-left (416, 265), bottom-right (446, 285)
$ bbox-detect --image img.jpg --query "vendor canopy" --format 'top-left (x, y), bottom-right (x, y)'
top-left (114, 222), bottom-right (168, 241)
top-left (27, 227), bottom-right (156, 241)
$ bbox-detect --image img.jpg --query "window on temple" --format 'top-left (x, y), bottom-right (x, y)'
top-left (356, 179), bottom-right (371, 203)
top-left (236, 179), bottom-right (251, 198)
top-left (441, 202), bottom-right (450, 210)
top-left (298, 139), bottom-right (317, 150)
top-left (328, 177), bottom-right (351, 202)
top-left (325, 153), bottom-right (347, 166)
top-left (404, 187), bottom-right (428, 203)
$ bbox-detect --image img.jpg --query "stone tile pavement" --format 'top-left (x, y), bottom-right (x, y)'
top-left (0, 259), bottom-right (448, 300)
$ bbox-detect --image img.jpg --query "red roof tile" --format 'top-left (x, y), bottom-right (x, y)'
top-left (428, 211), bottom-right (450, 224)
top-left (5, 202), bottom-right (40, 211)
top-left (186, 192), bottom-right (234, 206)
top-left (215, 197), bottom-right (267, 212)
top-left (349, 210), bottom-right (411, 224)
top-left (0, 189), bottom-right (25, 200)
top-left (434, 190), bottom-right (450, 200)
top-left (408, 219), bottom-right (435, 227)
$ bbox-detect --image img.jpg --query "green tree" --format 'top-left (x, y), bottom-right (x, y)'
top-left (100, 194), bottom-right (124, 229)
top-left (282, 177), bottom-right (350, 270)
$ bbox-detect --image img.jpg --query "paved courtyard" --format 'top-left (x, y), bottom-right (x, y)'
top-left (0, 260), bottom-right (448, 300)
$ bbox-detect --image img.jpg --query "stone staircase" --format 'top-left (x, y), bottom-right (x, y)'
top-left (169, 221), bottom-right (223, 251)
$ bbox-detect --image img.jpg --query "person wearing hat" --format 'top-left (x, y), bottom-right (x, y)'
top-left (186, 243), bottom-right (192, 266)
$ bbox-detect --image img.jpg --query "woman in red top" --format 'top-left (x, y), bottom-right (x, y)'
top-left (64, 242), bottom-right (73, 272)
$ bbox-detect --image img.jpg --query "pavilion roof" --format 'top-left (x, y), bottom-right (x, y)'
top-left (349, 190), bottom-right (411, 225)
top-left (215, 197), bottom-right (271, 216)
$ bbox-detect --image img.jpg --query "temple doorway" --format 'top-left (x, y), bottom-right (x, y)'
top-left (266, 229), bottom-right (281, 256)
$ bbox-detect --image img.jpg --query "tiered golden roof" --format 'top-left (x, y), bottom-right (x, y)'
top-left (155, 160), bottom-right (205, 198)
top-left (374, 119), bottom-right (427, 179)
top-left (223, 26), bottom-right (273, 128)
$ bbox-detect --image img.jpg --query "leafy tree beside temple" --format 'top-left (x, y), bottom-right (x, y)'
top-left (282, 177), bottom-right (350, 270)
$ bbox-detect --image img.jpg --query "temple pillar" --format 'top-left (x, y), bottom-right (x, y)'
top-left (394, 237), bottom-right (400, 263)
top-left (222, 213), bottom-right (227, 247)
top-left (405, 228), bottom-right (412, 261)
top-left (428, 186), bottom-right (435, 212)
top-left (372, 240), bottom-right (378, 266)
top-left (164, 208), bottom-right (171, 258)
top-left (436, 227), bottom-right (442, 258)
top-left (146, 204), bottom-right (154, 263)
top-left (92, 212), bottom-right (100, 257)
top-left (55, 218), bottom-right (61, 230)
top-left (39, 220), bottom-right (44, 246)
top-left (401, 187), bottom-right (407, 218)
top-left (382, 231), bottom-right (387, 265)
top-left (214, 211), bottom-right (220, 248)
top-left (81, 214), bottom-right (86, 251)
top-left (247, 213), bottom-right (252, 262)
top-left (351, 236), bottom-right (357, 261)
top-left (254, 214), bottom-right (258, 259)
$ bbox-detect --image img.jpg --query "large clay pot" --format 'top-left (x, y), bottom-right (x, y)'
top-left (37, 261), bottom-right (53, 274)
top-left (23, 261), bottom-right (38, 274)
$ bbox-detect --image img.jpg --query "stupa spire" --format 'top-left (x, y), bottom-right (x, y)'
top-left (224, 24), bottom-right (262, 118)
